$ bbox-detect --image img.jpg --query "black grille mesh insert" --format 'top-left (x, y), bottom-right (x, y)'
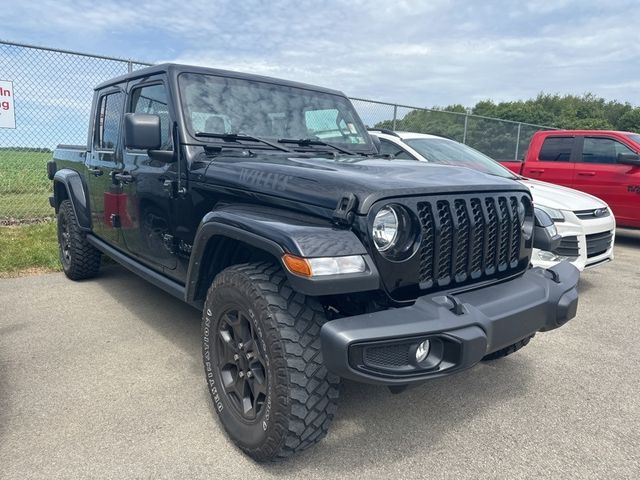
top-left (436, 201), bottom-right (453, 281)
top-left (363, 344), bottom-right (410, 368)
top-left (470, 198), bottom-right (485, 276)
top-left (454, 200), bottom-right (470, 280)
top-left (416, 194), bottom-right (526, 288)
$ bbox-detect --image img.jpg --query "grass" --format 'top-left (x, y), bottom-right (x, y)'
top-left (0, 221), bottom-right (61, 278)
top-left (0, 149), bottom-right (53, 220)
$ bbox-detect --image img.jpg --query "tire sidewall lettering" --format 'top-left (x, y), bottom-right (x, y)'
top-left (246, 307), bottom-right (272, 431)
top-left (203, 309), bottom-right (224, 413)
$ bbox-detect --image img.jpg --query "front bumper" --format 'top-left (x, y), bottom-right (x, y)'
top-left (321, 262), bottom-right (579, 385)
top-left (531, 211), bottom-right (615, 271)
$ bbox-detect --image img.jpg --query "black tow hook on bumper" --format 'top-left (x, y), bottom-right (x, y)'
top-left (320, 262), bottom-right (579, 386)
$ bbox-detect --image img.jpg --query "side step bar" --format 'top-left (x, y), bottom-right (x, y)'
top-left (86, 235), bottom-right (199, 309)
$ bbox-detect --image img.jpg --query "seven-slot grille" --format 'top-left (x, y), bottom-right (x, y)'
top-left (416, 194), bottom-right (527, 288)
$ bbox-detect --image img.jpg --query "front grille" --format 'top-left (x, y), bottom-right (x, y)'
top-left (553, 236), bottom-right (580, 257)
top-left (416, 194), bottom-right (528, 289)
top-left (586, 231), bottom-right (613, 258)
top-left (575, 208), bottom-right (611, 220)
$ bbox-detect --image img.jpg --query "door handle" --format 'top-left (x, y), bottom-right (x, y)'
top-left (87, 167), bottom-right (103, 177)
top-left (577, 171), bottom-right (596, 177)
top-left (113, 172), bottom-right (134, 184)
top-left (528, 169), bottom-right (545, 174)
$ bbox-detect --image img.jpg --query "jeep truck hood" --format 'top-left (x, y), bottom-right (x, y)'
top-left (199, 154), bottom-right (528, 214)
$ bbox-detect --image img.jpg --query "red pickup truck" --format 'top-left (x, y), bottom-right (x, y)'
top-left (502, 130), bottom-right (640, 228)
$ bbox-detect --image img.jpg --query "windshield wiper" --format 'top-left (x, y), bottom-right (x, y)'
top-left (277, 138), bottom-right (357, 156)
top-left (194, 132), bottom-right (295, 153)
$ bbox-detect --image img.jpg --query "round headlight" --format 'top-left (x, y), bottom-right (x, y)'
top-left (373, 206), bottom-right (399, 252)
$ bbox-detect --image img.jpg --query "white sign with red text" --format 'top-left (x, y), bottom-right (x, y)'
top-left (0, 80), bottom-right (16, 129)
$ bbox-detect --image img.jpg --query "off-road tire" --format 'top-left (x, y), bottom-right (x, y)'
top-left (202, 262), bottom-right (340, 462)
top-left (482, 334), bottom-right (534, 361)
top-left (57, 199), bottom-right (101, 280)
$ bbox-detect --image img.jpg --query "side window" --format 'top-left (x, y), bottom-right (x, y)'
top-left (379, 139), bottom-right (415, 160)
top-left (96, 91), bottom-right (125, 150)
top-left (582, 137), bottom-right (635, 164)
top-left (131, 84), bottom-right (172, 149)
top-left (538, 137), bottom-right (574, 162)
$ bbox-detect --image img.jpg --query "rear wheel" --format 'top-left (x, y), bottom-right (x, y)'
top-left (57, 199), bottom-right (101, 280)
top-left (202, 262), bottom-right (340, 461)
top-left (482, 334), bottom-right (534, 361)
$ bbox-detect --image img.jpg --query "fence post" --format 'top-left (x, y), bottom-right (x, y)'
top-left (392, 104), bottom-right (398, 130)
top-left (514, 123), bottom-right (522, 161)
top-left (463, 114), bottom-right (468, 144)
top-left (127, 60), bottom-right (133, 73)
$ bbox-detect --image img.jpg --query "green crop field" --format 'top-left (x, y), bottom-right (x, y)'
top-left (0, 149), bottom-right (53, 220)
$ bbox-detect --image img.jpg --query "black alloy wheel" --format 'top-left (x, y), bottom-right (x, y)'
top-left (216, 308), bottom-right (268, 421)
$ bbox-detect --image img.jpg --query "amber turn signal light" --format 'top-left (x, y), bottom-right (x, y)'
top-left (282, 254), bottom-right (312, 277)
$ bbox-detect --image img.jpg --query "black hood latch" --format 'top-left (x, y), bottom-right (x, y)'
top-left (332, 193), bottom-right (358, 227)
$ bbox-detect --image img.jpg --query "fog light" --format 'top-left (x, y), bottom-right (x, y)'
top-left (415, 340), bottom-right (430, 363)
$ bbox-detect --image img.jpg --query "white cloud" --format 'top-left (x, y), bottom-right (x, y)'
top-left (1, 0), bottom-right (639, 107)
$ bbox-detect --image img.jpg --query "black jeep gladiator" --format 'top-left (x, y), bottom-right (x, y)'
top-left (48, 63), bottom-right (579, 461)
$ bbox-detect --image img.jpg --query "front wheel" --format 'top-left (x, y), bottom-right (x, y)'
top-left (202, 263), bottom-right (341, 461)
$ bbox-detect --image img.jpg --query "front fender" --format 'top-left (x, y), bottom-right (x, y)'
top-left (185, 204), bottom-right (380, 301)
top-left (53, 169), bottom-right (92, 231)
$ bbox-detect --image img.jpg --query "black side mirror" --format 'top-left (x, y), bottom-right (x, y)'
top-left (618, 153), bottom-right (640, 166)
top-left (533, 208), bottom-right (562, 252)
top-left (124, 113), bottom-right (162, 150)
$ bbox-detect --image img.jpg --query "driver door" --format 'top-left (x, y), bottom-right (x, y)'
top-left (118, 77), bottom-right (178, 271)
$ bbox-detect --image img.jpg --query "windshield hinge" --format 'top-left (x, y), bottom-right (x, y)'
top-left (332, 193), bottom-right (358, 227)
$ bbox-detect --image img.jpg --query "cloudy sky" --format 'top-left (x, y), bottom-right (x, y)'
top-left (2, 0), bottom-right (640, 107)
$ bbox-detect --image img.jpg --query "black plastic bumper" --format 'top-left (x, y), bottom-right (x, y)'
top-left (320, 262), bottom-right (579, 385)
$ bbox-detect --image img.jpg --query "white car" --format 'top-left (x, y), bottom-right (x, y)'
top-left (370, 130), bottom-right (615, 271)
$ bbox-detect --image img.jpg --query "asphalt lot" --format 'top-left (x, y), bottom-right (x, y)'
top-left (1, 230), bottom-right (639, 479)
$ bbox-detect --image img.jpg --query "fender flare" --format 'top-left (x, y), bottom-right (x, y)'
top-left (185, 204), bottom-right (379, 302)
top-left (52, 169), bottom-right (92, 231)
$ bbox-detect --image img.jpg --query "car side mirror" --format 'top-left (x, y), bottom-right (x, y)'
top-left (618, 153), bottom-right (640, 166)
top-left (124, 113), bottom-right (162, 151)
top-left (533, 208), bottom-right (562, 252)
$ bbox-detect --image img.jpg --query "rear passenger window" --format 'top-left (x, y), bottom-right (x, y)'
top-left (582, 137), bottom-right (635, 164)
top-left (539, 137), bottom-right (574, 162)
top-left (96, 91), bottom-right (125, 150)
top-left (131, 84), bottom-right (172, 149)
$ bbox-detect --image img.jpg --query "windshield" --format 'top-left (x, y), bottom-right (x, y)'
top-left (625, 133), bottom-right (640, 146)
top-left (404, 138), bottom-right (517, 179)
top-left (178, 72), bottom-right (372, 151)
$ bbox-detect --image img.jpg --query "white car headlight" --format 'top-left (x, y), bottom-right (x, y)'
top-left (536, 205), bottom-right (565, 222)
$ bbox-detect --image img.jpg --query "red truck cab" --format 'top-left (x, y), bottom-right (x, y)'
top-left (502, 130), bottom-right (640, 228)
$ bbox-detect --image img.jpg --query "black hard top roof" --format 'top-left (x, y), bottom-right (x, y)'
top-left (94, 62), bottom-right (345, 97)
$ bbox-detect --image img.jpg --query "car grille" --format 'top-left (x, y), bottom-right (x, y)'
top-left (586, 231), bottom-right (613, 258)
top-left (553, 236), bottom-right (580, 257)
top-left (416, 194), bottom-right (529, 289)
top-left (574, 208), bottom-right (610, 220)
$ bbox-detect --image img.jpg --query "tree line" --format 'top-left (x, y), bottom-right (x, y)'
top-left (374, 93), bottom-right (640, 161)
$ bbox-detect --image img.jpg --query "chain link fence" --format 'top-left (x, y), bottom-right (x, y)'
top-left (0, 41), bottom-right (151, 223)
top-left (0, 40), bottom-right (554, 223)
top-left (351, 98), bottom-right (555, 162)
